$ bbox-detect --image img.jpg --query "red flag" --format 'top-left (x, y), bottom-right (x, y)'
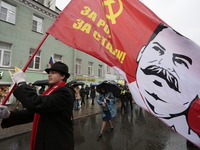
top-left (47, 0), bottom-right (166, 81)
top-left (47, 0), bottom-right (200, 147)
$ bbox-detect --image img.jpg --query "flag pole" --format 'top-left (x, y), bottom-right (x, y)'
top-left (1, 33), bottom-right (49, 105)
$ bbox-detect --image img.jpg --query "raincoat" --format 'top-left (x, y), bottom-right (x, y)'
top-left (97, 91), bottom-right (116, 118)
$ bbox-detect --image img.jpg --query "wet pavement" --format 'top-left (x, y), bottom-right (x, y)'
top-left (0, 99), bottom-right (200, 150)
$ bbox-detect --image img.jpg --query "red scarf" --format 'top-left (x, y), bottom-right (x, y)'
top-left (30, 81), bottom-right (66, 150)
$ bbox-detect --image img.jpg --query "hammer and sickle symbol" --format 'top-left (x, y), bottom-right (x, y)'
top-left (103, 0), bottom-right (123, 24)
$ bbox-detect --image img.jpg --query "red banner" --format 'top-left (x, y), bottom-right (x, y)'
top-left (47, 0), bottom-right (165, 81)
top-left (47, 0), bottom-right (200, 147)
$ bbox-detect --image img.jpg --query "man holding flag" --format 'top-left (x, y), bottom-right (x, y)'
top-left (0, 62), bottom-right (74, 150)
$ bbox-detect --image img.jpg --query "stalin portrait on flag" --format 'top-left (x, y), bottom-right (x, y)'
top-left (46, 0), bottom-right (200, 147)
top-left (127, 23), bottom-right (200, 145)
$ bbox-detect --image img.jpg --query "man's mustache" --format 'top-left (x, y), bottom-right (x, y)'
top-left (141, 65), bottom-right (180, 93)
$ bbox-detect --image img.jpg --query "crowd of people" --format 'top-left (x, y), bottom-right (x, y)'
top-left (70, 82), bottom-right (134, 114)
top-left (71, 83), bottom-right (97, 110)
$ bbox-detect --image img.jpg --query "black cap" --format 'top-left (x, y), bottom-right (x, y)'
top-left (45, 62), bottom-right (70, 78)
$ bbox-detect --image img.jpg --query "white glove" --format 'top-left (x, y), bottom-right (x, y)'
top-left (0, 105), bottom-right (10, 119)
top-left (12, 70), bottom-right (26, 84)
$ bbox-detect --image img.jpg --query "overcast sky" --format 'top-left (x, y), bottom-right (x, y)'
top-left (56, 0), bottom-right (200, 45)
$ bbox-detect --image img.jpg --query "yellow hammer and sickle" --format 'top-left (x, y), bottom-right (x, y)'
top-left (103, 0), bottom-right (123, 24)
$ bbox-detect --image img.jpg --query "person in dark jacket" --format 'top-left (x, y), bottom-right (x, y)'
top-left (85, 85), bottom-right (90, 100)
top-left (85, 85), bottom-right (90, 99)
top-left (90, 85), bottom-right (96, 105)
top-left (125, 88), bottom-right (133, 111)
top-left (120, 86), bottom-right (128, 113)
top-left (80, 85), bottom-right (86, 105)
top-left (0, 62), bottom-right (74, 150)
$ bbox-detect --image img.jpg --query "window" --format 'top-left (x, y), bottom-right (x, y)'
top-left (54, 54), bottom-right (63, 62)
top-left (88, 62), bottom-right (93, 76)
top-left (107, 65), bottom-right (111, 74)
top-left (28, 48), bottom-right (41, 70)
top-left (98, 64), bottom-right (103, 77)
top-left (0, 1), bottom-right (16, 24)
top-left (0, 42), bottom-right (11, 67)
top-left (32, 15), bottom-right (43, 33)
top-left (76, 59), bottom-right (82, 75)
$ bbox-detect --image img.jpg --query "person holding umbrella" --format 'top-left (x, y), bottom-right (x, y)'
top-left (0, 62), bottom-right (74, 150)
top-left (96, 86), bottom-right (116, 137)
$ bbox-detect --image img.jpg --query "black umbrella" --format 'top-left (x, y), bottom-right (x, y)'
top-left (96, 81), bottom-right (121, 98)
top-left (67, 79), bottom-right (85, 86)
top-left (72, 82), bottom-right (85, 87)
top-left (103, 80), bottom-right (123, 88)
top-left (32, 79), bottom-right (49, 86)
top-left (115, 83), bottom-right (124, 88)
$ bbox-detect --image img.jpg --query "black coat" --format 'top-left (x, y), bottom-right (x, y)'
top-left (1, 84), bottom-right (74, 150)
top-left (85, 86), bottom-right (90, 95)
top-left (80, 88), bottom-right (85, 97)
top-left (90, 87), bottom-right (96, 98)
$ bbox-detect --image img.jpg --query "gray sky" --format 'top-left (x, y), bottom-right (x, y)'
top-left (56, 0), bottom-right (200, 45)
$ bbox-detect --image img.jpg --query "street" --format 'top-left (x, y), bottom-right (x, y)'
top-left (0, 104), bottom-right (199, 150)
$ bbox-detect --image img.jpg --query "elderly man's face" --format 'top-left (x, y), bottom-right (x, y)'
top-left (136, 27), bottom-right (200, 117)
